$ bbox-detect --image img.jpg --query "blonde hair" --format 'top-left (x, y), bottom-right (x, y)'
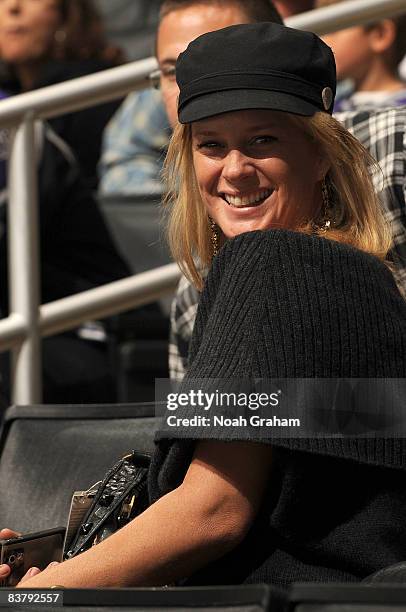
top-left (165, 112), bottom-right (392, 290)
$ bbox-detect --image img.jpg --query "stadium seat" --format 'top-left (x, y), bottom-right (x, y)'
top-left (289, 582), bottom-right (406, 610)
top-left (0, 403), bottom-right (157, 533)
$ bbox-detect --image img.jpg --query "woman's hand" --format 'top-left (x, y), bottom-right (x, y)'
top-left (0, 529), bottom-right (55, 586)
top-left (15, 563), bottom-right (59, 587)
top-left (15, 567), bottom-right (43, 584)
top-left (0, 529), bottom-right (20, 539)
top-left (0, 529), bottom-right (20, 581)
top-left (1, 440), bottom-right (273, 588)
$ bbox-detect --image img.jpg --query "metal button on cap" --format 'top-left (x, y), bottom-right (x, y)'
top-left (322, 87), bottom-right (333, 111)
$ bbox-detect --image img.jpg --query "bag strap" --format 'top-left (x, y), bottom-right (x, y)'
top-left (65, 451), bottom-right (150, 558)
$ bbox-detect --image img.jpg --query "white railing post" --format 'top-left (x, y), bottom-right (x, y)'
top-left (8, 113), bottom-right (42, 404)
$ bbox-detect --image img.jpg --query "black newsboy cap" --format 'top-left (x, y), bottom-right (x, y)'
top-left (176, 22), bottom-right (336, 123)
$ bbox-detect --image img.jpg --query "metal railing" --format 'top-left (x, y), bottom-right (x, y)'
top-left (0, 0), bottom-right (405, 404)
top-left (286, 0), bottom-right (406, 33)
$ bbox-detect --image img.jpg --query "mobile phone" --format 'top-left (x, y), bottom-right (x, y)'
top-left (0, 527), bottom-right (66, 587)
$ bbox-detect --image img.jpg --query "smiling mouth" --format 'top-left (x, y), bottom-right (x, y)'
top-left (221, 188), bottom-right (274, 208)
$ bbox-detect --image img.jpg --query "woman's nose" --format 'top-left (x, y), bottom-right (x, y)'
top-left (3, 0), bottom-right (21, 14)
top-left (222, 149), bottom-right (256, 183)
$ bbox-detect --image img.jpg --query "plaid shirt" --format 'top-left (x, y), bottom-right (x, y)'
top-left (334, 89), bottom-right (406, 113)
top-left (336, 107), bottom-right (406, 291)
top-left (169, 106), bottom-right (406, 380)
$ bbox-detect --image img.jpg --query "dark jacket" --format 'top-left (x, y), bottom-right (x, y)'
top-left (1, 59), bottom-right (122, 189)
top-left (0, 61), bottom-right (130, 403)
top-left (0, 58), bottom-right (129, 310)
top-left (0, 122), bottom-right (130, 314)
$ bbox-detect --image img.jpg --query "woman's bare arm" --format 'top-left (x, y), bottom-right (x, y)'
top-left (15, 440), bottom-right (273, 588)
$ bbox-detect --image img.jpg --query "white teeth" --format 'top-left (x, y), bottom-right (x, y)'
top-left (223, 189), bottom-right (273, 207)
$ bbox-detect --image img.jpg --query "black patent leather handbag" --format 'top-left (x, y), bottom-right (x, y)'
top-left (64, 450), bottom-right (150, 559)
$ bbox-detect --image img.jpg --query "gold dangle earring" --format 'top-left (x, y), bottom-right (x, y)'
top-left (209, 216), bottom-right (219, 257)
top-left (321, 178), bottom-right (331, 231)
top-left (311, 177), bottom-right (334, 233)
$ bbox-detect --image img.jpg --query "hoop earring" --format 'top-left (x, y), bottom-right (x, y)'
top-left (209, 216), bottom-right (219, 257)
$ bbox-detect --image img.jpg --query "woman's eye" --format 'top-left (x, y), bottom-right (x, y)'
top-left (196, 141), bottom-right (222, 150)
top-left (161, 66), bottom-right (176, 80)
top-left (252, 135), bottom-right (277, 145)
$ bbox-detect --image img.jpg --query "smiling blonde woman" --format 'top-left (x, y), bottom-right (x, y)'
top-left (2, 22), bottom-right (406, 591)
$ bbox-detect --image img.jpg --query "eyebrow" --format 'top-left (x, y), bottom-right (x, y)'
top-left (245, 123), bottom-right (279, 131)
top-left (192, 124), bottom-right (279, 137)
top-left (192, 130), bottom-right (219, 137)
top-left (159, 58), bottom-right (176, 67)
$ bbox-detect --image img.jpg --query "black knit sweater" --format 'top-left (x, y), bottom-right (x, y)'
top-left (149, 229), bottom-right (406, 587)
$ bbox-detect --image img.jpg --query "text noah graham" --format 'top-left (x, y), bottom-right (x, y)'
top-left (166, 415), bottom-right (301, 427)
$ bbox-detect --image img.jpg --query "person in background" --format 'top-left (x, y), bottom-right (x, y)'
top-left (316, 0), bottom-right (406, 111)
top-left (99, 87), bottom-right (170, 196)
top-left (0, 122), bottom-right (132, 403)
top-left (0, 0), bottom-right (132, 403)
top-left (99, 0), bottom-right (283, 196)
top-left (0, 0), bottom-right (125, 189)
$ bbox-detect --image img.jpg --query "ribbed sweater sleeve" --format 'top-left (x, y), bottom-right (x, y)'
top-left (150, 230), bottom-right (406, 502)
top-left (187, 228), bottom-right (272, 378)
